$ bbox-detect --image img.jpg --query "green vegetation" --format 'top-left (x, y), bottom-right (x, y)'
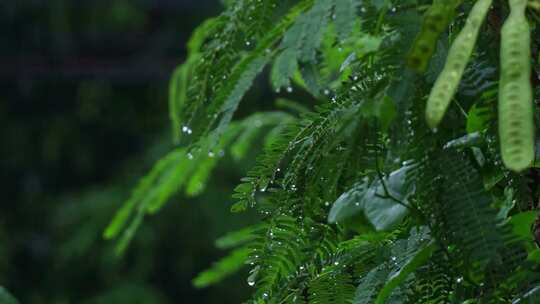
top-left (98, 0), bottom-right (540, 302)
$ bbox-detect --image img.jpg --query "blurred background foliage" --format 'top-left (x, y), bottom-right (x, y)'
top-left (0, 0), bottom-right (265, 303)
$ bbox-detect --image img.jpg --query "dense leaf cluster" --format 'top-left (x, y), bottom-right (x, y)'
top-left (107, 0), bottom-right (540, 303)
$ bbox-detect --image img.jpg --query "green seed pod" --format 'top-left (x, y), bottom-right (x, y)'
top-left (499, 0), bottom-right (534, 172)
top-left (407, 0), bottom-right (463, 72)
top-left (425, 0), bottom-right (493, 129)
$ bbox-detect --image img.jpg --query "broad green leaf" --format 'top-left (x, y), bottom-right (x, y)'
top-left (509, 211), bottom-right (536, 241)
top-left (329, 164), bottom-right (415, 231)
top-left (328, 179), bottom-right (369, 223)
top-left (363, 165), bottom-right (415, 231)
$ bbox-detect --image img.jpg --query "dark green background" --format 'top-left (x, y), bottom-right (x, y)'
top-left (0, 1), bottom-right (256, 302)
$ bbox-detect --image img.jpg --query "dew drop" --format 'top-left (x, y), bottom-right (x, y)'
top-left (182, 125), bottom-right (193, 134)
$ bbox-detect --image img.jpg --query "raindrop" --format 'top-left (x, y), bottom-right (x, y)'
top-left (286, 86), bottom-right (293, 93)
top-left (456, 276), bottom-right (463, 283)
top-left (182, 125), bottom-right (193, 134)
top-left (248, 281), bottom-right (255, 286)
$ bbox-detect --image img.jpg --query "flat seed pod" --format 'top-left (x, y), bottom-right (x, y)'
top-left (498, 0), bottom-right (534, 172)
top-left (407, 0), bottom-right (463, 73)
top-left (425, 0), bottom-right (493, 128)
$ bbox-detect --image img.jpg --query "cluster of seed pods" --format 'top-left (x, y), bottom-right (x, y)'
top-left (498, 0), bottom-right (534, 171)
top-left (425, 0), bottom-right (493, 129)
top-left (415, 0), bottom-right (535, 172)
top-left (407, 0), bottom-right (463, 72)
